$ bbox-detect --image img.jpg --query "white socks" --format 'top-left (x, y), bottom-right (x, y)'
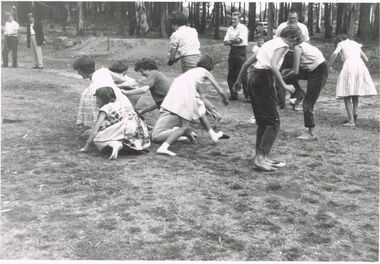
top-left (108, 141), bottom-right (123, 160)
top-left (157, 142), bottom-right (176, 156)
top-left (209, 129), bottom-right (223, 143)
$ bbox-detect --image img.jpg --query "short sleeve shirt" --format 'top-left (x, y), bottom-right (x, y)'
top-left (254, 38), bottom-right (289, 69)
top-left (333, 39), bottom-right (362, 61)
top-left (144, 71), bottom-right (171, 107)
top-left (4, 20), bottom-right (19, 36)
top-left (169, 26), bottom-right (201, 57)
top-left (223, 23), bottom-right (248, 46)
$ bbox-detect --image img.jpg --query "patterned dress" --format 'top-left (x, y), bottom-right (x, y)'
top-left (334, 39), bottom-right (377, 98)
top-left (93, 101), bottom-right (150, 151)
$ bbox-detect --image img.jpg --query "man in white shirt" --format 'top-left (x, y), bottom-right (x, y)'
top-left (275, 10), bottom-right (309, 109)
top-left (2, 14), bottom-right (19, 68)
top-left (224, 12), bottom-right (249, 101)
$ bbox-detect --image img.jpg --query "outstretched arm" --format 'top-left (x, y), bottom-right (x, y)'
top-left (205, 71), bottom-right (229, 105)
top-left (122, 85), bottom-right (150, 95)
top-left (80, 111), bottom-right (106, 152)
top-left (270, 47), bottom-right (295, 93)
top-left (282, 45), bottom-right (302, 79)
top-left (360, 50), bottom-right (369, 63)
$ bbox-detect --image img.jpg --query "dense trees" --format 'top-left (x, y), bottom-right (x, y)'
top-left (1, 2), bottom-right (378, 41)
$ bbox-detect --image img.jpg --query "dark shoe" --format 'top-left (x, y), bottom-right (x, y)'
top-left (2, 64), bottom-right (8, 68)
top-left (12, 64), bottom-right (18, 68)
top-left (37, 67), bottom-right (44, 70)
top-left (32, 66), bottom-right (39, 69)
top-left (229, 96), bottom-right (238, 101)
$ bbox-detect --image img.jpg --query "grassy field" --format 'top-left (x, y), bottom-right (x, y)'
top-left (1, 34), bottom-right (379, 260)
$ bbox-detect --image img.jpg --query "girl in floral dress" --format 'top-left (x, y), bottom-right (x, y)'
top-left (328, 34), bottom-right (377, 126)
top-left (80, 87), bottom-right (150, 160)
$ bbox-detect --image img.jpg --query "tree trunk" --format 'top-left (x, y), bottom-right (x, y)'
top-left (127, 2), bottom-right (136, 36)
top-left (259, 2), bottom-right (262, 21)
top-left (243, 3), bottom-right (246, 24)
top-left (159, 2), bottom-right (168, 38)
top-left (248, 2), bottom-right (256, 41)
top-left (214, 2), bottom-right (220, 39)
top-left (279, 3), bottom-right (285, 24)
top-left (315, 3), bottom-right (321, 33)
top-left (200, 2), bottom-right (207, 34)
top-left (307, 3), bottom-right (314, 36)
top-left (373, 3), bottom-right (379, 39)
top-left (358, 3), bottom-right (372, 39)
top-left (223, 3), bottom-right (227, 25)
top-left (336, 3), bottom-right (345, 35)
top-left (347, 4), bottom-right (356, 38)
top-left (267, 3), bottom-right (274, 39)
top-left (263, 3), bottom-right (267, 21)
top-left (77, 2), bottom-right (84, 36)
top-left (292, 3), bottom-right (303, 22)
top-left (324, 3), bottom-right (332, 39)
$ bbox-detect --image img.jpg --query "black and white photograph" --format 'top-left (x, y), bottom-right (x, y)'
top-left (1, 0), bottom-right (379, 261)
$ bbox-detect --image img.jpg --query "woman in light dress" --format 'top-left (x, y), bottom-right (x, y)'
top-left (328, 34), bottom-right (377, 126)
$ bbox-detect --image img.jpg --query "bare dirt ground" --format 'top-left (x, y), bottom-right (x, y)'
top-left (1, 33), bottom-right (379, 260)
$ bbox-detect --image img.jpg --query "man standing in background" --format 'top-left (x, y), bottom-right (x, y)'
top-left (26, 12), bottom-right (45, 69)
top-left (2, 13), bottom-right (19, 68)
top-left (224, 12), bottom-right (249, 101)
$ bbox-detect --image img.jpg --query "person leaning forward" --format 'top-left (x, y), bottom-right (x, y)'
top-left (26, 12), bottom-right (45, 69)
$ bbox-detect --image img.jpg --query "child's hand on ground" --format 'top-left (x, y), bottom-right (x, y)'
top-left (221, 94), bottom-right (229, 106)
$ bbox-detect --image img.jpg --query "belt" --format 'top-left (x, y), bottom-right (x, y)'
top-left (6, 35), bottom-right (17, 37)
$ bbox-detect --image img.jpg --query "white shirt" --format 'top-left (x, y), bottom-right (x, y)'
top-left (224, 23), bottom-right (248, 46)
top-left (254, 38), bottom-right (289, 69)
top-left (4, 20), bottom-right (19, 36)
top-left (298, 42), bottom-right (325, 71)
top-left (275, 21), bottom-right (309, 42)
top-left (169, 25), bottom-right (201, 57)
top-left (252, 44), bottom-right (261, 54)
top-left (30, 23), bottom-right (35, 35)
top-left (333, 39), bottom-right (362, 61)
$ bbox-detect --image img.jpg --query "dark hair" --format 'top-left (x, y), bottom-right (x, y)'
top-left (94, 87), bottom-right (116, 104)
top-left (232, 12), bottom-right (241, 18)
top-left (335, 34), bottom-right (348, 46)
top-left (73, 55), bottom-right (95, 75)
top-left (169, 12), bottom-right (188, 27)
top-left (109, 60), bottom-right (129, 73)
top-left (280, 25), bottom-right (303, 44)
top-left (196, 55), bottom-right (214, 71)
top-left (134, 58), bottom-right (158, 72)
top-left (288, 9), bottom-right (298, 15)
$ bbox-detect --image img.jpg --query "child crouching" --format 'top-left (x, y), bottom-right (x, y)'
top-left (80, 86), bottom-right (150, 159)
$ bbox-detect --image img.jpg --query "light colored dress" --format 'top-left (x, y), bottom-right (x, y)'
top-left (93, 101), bottom-right (150, 151)
top-left (160, 67), bottom-right (207, 121)
top-left (333, 39), bottom-right (377, 98)
top-left (77, 68), bottom-right (136, 127)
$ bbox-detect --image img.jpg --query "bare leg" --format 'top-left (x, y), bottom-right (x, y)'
top-left (343, 96), bottom-right (355, 126)
top-left (352, 96), bottom-right (359, 123)
top-left (157, 118), bottom-right (190, 156)
top-left (108, 141), bottom-right (123, 160)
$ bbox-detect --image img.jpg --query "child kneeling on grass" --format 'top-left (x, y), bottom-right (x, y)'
top-left (80, 86), bottom-right (151, 160)
top-left (156, 55), bottom-right (229, 156)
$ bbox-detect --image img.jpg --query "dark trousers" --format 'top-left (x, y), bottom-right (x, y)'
top-left (2, 36), bottom-right (18, 67)
top-left (283, 62), bottom-right (328, 128)
top-left (248, 69), bottom-right (280, 155)
top-left (227, 46), bottom-right (248, 99)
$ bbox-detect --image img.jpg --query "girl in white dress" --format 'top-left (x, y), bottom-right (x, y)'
top-left (328, 34), bottom-right (377, 126)
top-left (156, 55), bottom-right (229, 156)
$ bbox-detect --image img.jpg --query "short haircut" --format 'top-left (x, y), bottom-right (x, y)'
top-left (134, 58), bottom-right (158, 72)
top-left (73, 55), bottom-right (95, 74)
top-left (280, 25), bottom-right (303, 44)
top-left (288, 9), bottom-right (298, 15)
top-left (335, 34), bottom-right (348, 46)
top-left (94, 87), bottom-right (116, 104)
top-left (232, 12), bottom-right (241, 18)
top-left (109, 60), bottom-right (129, 73)
top-left (169, 12), bottom-right (188, 27)
top-left (196, 55), bottom-right (214, 71)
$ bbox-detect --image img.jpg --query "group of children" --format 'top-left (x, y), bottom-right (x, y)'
top-left (75, 25), bottom-right (377, 171)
